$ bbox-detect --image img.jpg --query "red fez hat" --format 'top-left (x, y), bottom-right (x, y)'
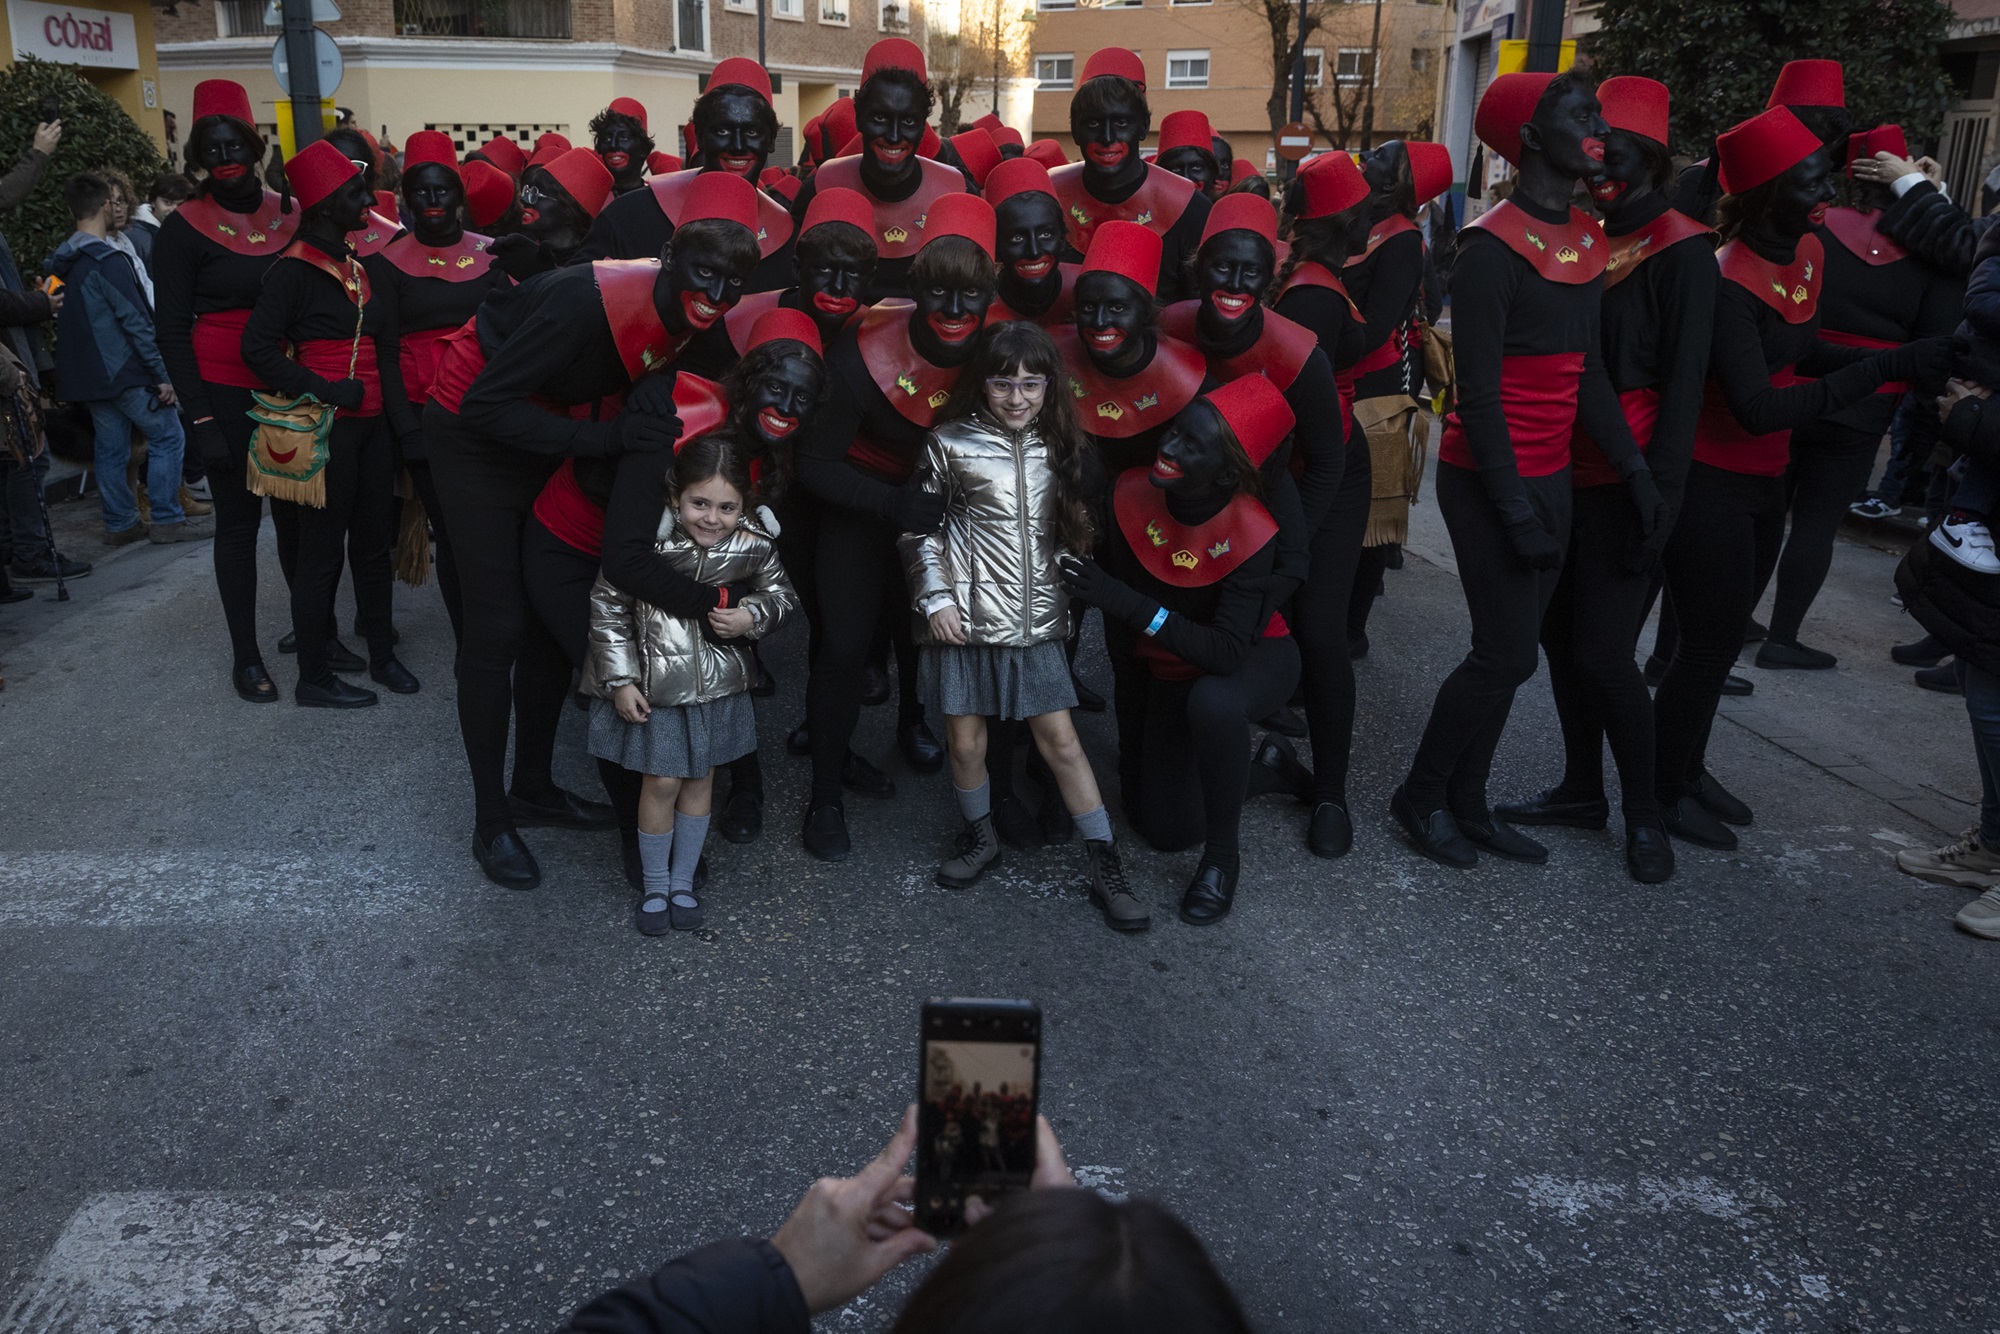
top-left (540, 146), bottom-right (614, 219)
top-left (192, 79), bottom-right (255, 127)
top-left (477, 135), bottom-right (528, 179)
top-left (358, 129), bottom-right (381, 158)
top-left (1230, 159), bottom-right (1261, 186)
top-left (765, 172), bottom-right (802, 204)
top-left (403, 130), bottom-right (458, 174)
top-left (287, 138), bottom-right (363, 211)
top-left (1716, 106), bottom-right (1822, 195)
top-left (679, 170), bottom-right (760, 231)
top-left (1025, 138), bottom-right (1069, 169)
top-left (374, 189), bottom-right (399, 217)
top-left (1405, 141), bottom-right (1452, 204)
top-left (863, 37), bottom-right (927, 84)
top-left (950, 129), bottom-right (1003, 187)
top-left (462, 160), bottom-right (515, 229)
top-left (709, 58), bottom-right (774, 104)
top-left (1081, 47), bottom-right (1146, 91)
top-left (1200, 192), bottom-right (1278, 248)
top-left (1298, 151), bottom-right (1369, 218)
top-left (921, 125), bottom-right (942, 159)
top-left (802, 184), bottom-right (875, 236)
top-left (973, 112), bottom-right (1004, 134)
top-left (1475, 71), bottom-right (1557, 166)
top-left (921, 193), bottom-right (996, 257)
top-left (607, 96), bottom-right (648, 130)
top-left (649, 151), bottom-right (682, 175)
top-left (747, 306), bottom-right (824, 355)
top-left (528, 132), bottom-right (573, 170)
top-left (1081, 219), bottom-right (1160, 289)
top-left (984, 156), bottom-right (1055, 207)
top-left (824, 97), bottom-right (858, 150)
top-left (993, 126), bottom-right (1024, 152)
top-left (1767, 60), bottom-right (1844, 110)
top-left (1157, 110), bottom-right (1215, 156)
top-left (1847, 125), bottom-right (1909, 173)
top-left (1204, 374), bottom-right (1295, 467)
top-left (1599, 76), bottom-right (1669, 147)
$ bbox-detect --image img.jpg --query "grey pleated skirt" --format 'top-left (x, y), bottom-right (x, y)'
top-left (586, 692), bottom-right (759, 778)
top-left (920, 640), bottom-right (1078, 721)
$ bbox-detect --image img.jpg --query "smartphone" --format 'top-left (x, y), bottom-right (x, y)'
top-left (914, 998), bottom-right (1041, 1237)
top-left (39, 93), bottom-right (58, 126)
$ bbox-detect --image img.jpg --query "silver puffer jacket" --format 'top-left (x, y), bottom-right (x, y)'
top-left (900, 412), bottom-right (1075, 647)
top-left (584, 515), bottom-right (797, 706)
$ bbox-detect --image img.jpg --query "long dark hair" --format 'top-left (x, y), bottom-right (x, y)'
top-left (1271, 178), bottom-right (1369, 303)
top-left (944, 320), bottom-right (1095, 553)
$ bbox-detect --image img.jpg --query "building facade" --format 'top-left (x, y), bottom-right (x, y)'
top-left (3, 0), bottom-right (171, 149)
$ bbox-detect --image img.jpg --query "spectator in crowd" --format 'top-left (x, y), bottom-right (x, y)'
top-left (48, 172), bottom-right (203, 546)
top-left (126, 173), bottom-right (193, 275)
top-left (94, 167), bottom-right (153, 303)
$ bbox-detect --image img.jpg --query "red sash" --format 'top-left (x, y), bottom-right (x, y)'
top-left (812, 157), bottom-right (966, 259)
top-left (647, 168), bottom-right (796, 258)
top-left (1439, 352), bottom-right (1585, 477)
top-left (1343, 214), bottom-right (1417, 269)
top-left (176, 191), bottom-right (295, 255)
top-left (593, 259), bottom-right (684, 379)
top-left (1602, 209), bottom-right (1712, 288)
top-left (398, 326), bottom-right (453, 402)
top-left (531, 460), bottom-right (606, 555)
top-left (1467, 201), bottom-right (1608, 284)
top-left (380, 230), bottom-right (496, 281)
top-left (426, 318), bottom-right (485, 415)
top-left (1052, 327), bottom-right (1206, 440)
top-left (1157, 301), bottom-right (1318, 393)
top-left (1692, 367), bottom-right (1799, 477)
top-left (1717, 235), bottom-right (1823, 325)
top-left (1048, 161), bottom-right (1200, 256)
top-left (1809, 327), bottom-right (1908, 395)
top-left (295, 337), bottom-right (381, 416)
top-left (849, 302), bottom-right (966, 479)
top-left (1821, 207), bottom-right (1907, 267)
top-left (1571, 386), bottom-right (1659, 488)
top-left (348, 210), bottom-right (401, 256)
top-left (988, 263), bottom-right (1080, 327)
top-left (192, 308), bottom-right (260, 388)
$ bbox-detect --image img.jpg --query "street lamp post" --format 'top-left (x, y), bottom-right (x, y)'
top-left (1285, 0), bottom-right (1307, 181)
top-left (1359, 0), bottom-right (1384, 150)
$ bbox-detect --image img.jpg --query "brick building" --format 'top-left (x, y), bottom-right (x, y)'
top-left (151, 0), bottom-right (922, 163)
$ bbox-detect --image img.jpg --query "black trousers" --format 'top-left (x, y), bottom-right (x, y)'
top-left (1404, 463), bottom-right (1571, 815)
top-left (424, 403), bottom-right (567, 832)
top-left (399, 436), bottom-right (464, 646)
top-left (802, 503), bottom-right (921, 806)
top-left (1541, 484), bottom-right (1658, 822)
top-left (1765, 419), bottom-right (1880, 646)
top-left (1654, 461), bottom-right (1785, 803)
top-left (291, 414), bottom-right (397, 683)
top-left (205, 384), bottom-right (302, 668)
top-left (1124, 635), bottom-right (1302, 874)
top-left (1291, 430), bottom-right (1374, 807)
top-left (1347, 544), bottom-right (1393, 642)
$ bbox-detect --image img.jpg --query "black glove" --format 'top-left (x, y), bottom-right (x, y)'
top-left (192, 418), bottom-right (232, 467)
top-left (1057, 553), bottom-right (1142, 620)
top-left (1623, 467), bottom-right (1666, 539)
top-left (489, 232), bottom-right (547, 280)
top-left (1877, 335), bottom-right (1964, 384)
top-left (397, 427), bottom-right (426, 459)
top-left (1623, 505), bottom-right (1675, 574)
top-left (322, 378), bottom-right (365, 410)
top-left (618, 374), bottom-right (683, 456)
top-left (1505, 518), bottom-right (1564, 572)
top-left (895, 481), bottom-right (947, 535)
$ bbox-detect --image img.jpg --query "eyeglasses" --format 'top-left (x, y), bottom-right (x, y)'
top-left (985, 377), bottom-right (1049, 398)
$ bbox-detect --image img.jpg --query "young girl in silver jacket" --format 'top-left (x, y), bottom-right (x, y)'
top-left (586, 431), bottom-right (797, 935)
top-left (900, 320), bottom-right (1145, 931)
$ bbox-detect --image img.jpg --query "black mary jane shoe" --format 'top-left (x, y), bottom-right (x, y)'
top-left (473, 826), bottom-right (541, 890)
top-left (841, 751), bottom-right (897, 799)
top-left (991, 792), bottom-right (1039, 850)
top-left (1626, 820), bottom-right (1676, 884)
top-left (668, 890), bottom-right (703, 931)
top-left (1452, 813), bottom-right (1549, 864)
top-left (1720, 672), bottom-right (1754, 697)
top-left (1071, 674), bottom-right (1106, 713)
top-left (1390, 786), bottom-right (1478, 868)
top-left (1178, 863), bottom-right (1237, 926)
top-left (323, 638), bottom-right (366, 674)
top-left (1661, 796), bottom-right (1737, 851)
top-left (621, 838), bottom-right (643, 891)
top-left (508, 787), bottom-right (619, 831)
top-left (1689, 772), bottom-right (1752, 826)
top-left (719, 787), bottom-right (764, 844)
top-left (296, 675), bottom-right (378, 709)
top-left (1306, 801), bottom-right (1353, 859)
top-left (1494, 787), bottom-right (1609, 830)
top-left (1755, 639), bottom-right (1836, 670)
top-left (899, 718), bottom-right (945, 773)
top-left (1247, 734), bottom-right (1313, 802)
top-left (636, 891), bottom-right (672, 936)
top-left (786, 721), bottom-right (812, 756)
top-left (369, 658), bottom-right (421, 694)
top-left (234, 660), bottom-right (279, 704)
top-left (803, 803), bottom-right (851, 862)
top-left (859, 665), bottom-right (892, 707)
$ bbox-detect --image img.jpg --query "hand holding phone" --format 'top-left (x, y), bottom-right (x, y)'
top-left (915, 998), bottom-right (1042, 1236)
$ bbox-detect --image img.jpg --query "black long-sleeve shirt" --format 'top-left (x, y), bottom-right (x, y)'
top-left (1813, 213), bottom-right (1962, 437)
top-left (153, 199), bottom-right (286, 425)
top-left (1191, 302), bottom-right (1350, 531)
top-left (570, 182), bottom-right (796, 293)
top-left (559, 1237), bottom-right (808, 1334)
top-left (458, 264), bottom-right (639, 457)
top-left (1342, 227), bottom-right (1425, 400)
top-left (363, 239), bottom-right (512, 455)
top-left (1100, 500), bottom-right (1281, 678)
top-left (791, 321), bottom-right (932, 520)
top-left (240, 233), bottom-right (410, 429)
top-left (1706, 246), bottom-right (1884, 441)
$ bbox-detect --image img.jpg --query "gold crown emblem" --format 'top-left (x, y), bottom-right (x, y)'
top-left (884, 225), bottom-right (910, 244)
top-left (1069, 378), bottom-right (1088, 399)
top-left (1207, 538), bottom-right (1231, 559)
top-left (1134, 392), bottom-right (1159, 411)
top-left (1770, 280), bottom-right (1789, 300)
top-left (455, 255), bottom-right (475, 268)
top-left (1523, 229), bottom-right (1547, 252)
top-left (1171, 549), bottom-right (1199, 570)
top-left (247, 232), bottom-right (266, 244)
top-left (217, 223), bottom-right (238, 236)
top-left (928, 390), bottom-right (950, 409)
top-left (1803, 260), bottom-right (1814, 281)
top-left (427, 255), bottom-right (447, 266)
top-left (1791, 284), bottom-right (1809, 303)
top-left (757, 227), bottom-right (768, 241)
top-left (1134, 209), bottom-right (1153, 227)
top-left (1144, 520), bottom-right (1166, 547)
top-left (1556, 246), bottom-right (1580, 264)
top-left (1069, 204), bottom-right (1091, 226)
top-left (641, 347), bottom-right (660, 368)
top-left (897, 373), bottom-right (921, 395)
top-left (1578, 231), bottom-right (1594, 249)
top-left (1096, 401), bottom-right (1124, 420)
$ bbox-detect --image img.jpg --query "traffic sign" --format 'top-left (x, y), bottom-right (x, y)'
top-left (1276, 123), bottom-right (1315, 161)
top-left (271, 27), bottom-right (343, 97)
top-left (262, 0), bottom-right (342, 23)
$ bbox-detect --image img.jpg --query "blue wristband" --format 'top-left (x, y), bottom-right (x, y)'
top-left (1143, 606), bottom-right (1169, 637)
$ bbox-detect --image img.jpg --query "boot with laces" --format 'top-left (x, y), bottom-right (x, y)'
top-left (937, 814), bottom-right (1000, 889)
top-left (1895, 827), bottom-right (2000, 889)
top-left (1086, 839), bottom-right (1149, 931)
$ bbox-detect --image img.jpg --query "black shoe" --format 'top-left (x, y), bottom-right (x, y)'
top-left (1689, 772), bottom-right (1752, 826)
top-left (803, 803), bottom-right (850, 862)
top-left (1892, 635), bottom-right (1948, 667)
top-left (842, 751), bottom-right (896, 798)
top-left (719, 787), bottom-right (763, 844)
top-left (1306, 801), bottom-right (1353, 858)
top-left (636, 892), bottom-right (672, 935)
top-left (1755, 639), bottom-right (1836, 670)
top-left (1257, 707), bottom-right (1308, 738)
top-left (508, 787), bottom-right (619, 831)
top-left (323, 638), bottom-right (366, 674)
top-left (1390, 786), bottom-right (1477, 868)
top-left (1642, 655), bottom-right (1667, 687)
top-left (668, 889), bottom-right (703, 931)
top-left (1743, 617), bottom-right (1767, 643)
top-left (1071, 674), bottom-right (1106, 712)
top-left (279, 630), bottom-right (297, 653)
top-left (1626, 819), bottom-right (1676, 883)
top-left (369, 658), bottom-right (421, 694)
top-left (786, 721), bottom-right (811, 755)
top-left (8, 555), bottom-right (91, 582)
top-left (233, 660), bottom-right (278, 704)
top-left (859, 665), bottom-right (891, 706)
top-left (899, 718), bottom-right (945, 773)
top-left (1246, 733), bottom-right (1312, 801)
top-left (0, 585), bottom-right (31, 604)
top-left (1662, 796), bottom-right (1737, 850)
top-left (1178, 863), bottom-right (1237, 926)
top-left (1453, 812), bottom-right (1548, 864)
top-left (1915, 662), bottom-right (1963, 694)
top-left (1494, 787), bottom-right (1609, 830)
top-left (296, 675), bottom-right (378, 708)
top-left (474, 826), bottom-right (541, 889)
top-left (1720, 673), bottom-right (1755, 697)
top-left (991, 792), bottom-right (1038, 850)
top-left (1348, 632), bottom-right (1369, 661)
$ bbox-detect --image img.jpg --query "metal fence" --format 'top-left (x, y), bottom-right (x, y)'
top-left (392, 0), bottom-right (571, 38)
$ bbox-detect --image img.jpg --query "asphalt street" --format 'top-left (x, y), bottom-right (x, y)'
top-left (1, 490), bottom-right (1995, 1334)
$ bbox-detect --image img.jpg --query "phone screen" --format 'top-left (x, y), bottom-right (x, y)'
top-left (915, 999), bottom-right (1041, 1236)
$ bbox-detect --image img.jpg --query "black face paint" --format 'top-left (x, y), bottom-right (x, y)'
top-left (596, 117), bottom-right (646, 183)
top-left (797, 243), bottom-right (872, 339)
top-left (403, 163), bottom-right (465, 246)
top-left (658, 229), bottom-right (752, 334)
top-left (698, 90), bottom-right (772, 180)
top-left (744, 354), bottom-right (824, 447)
top-left (910, 265), bottom-right (994, 364)
top-left (1362, 140), bottom-right (1408, 220)
top-left (1071, 89), bottom-right (1148, 193)
top-left (195, 120), bottom-right (260, 195)
top-left (1152, 399), bottom-right (1230, 496)
top-left (995, 192), bottom-right (1065, 286)
top-left (322, 172), bottom-right (372, 235)
top-left (1523, 84), bottom-right (1610, 185)
top-left (1156, 147), bottom-right (1218, 195)
top-left (1195, 230), bottom-right (1271, 332)
top-left (517, 169), bottom-right (590, 251)
top-left (856, 79), bottom-right (925, 186)
top-left (1766, 147), bottom-right (1837, 239)
top-left (1073, 271), bottom-right (1150, 372)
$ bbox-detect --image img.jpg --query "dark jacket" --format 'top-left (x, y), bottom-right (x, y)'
top-left (0, 145), bottom-right (55, 385)
top-left (48, 231), bottom-right (166, 402)
top-left (1897, 395), bottom-right (2000, 674)
top-left (1876, 181), bottom-right (1996, 281)
top-left (557, 1237), bottom-right (808, 1334)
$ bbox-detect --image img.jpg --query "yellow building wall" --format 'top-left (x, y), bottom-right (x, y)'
top-left (0, 0), bottom-right (168, 152)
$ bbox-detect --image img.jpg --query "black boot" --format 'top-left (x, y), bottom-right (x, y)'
top-left (1246, 734), bottom-right (1312, 802)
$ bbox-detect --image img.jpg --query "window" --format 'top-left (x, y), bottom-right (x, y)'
top-left (1100, 0), bottom-right (1142, 8)
top-left (773, 0), bottom-right (802, 15)
top-left (880, 0), bottom-right (909, 29)
top-left (1411, 47), bottom-right (1431, 74)
top-left (675, 0), bottom-right (707, 50)
top-left (1036, 53), bottom-right (1074, 90)
top-left (1336, 48), bottom-right (1375, 85)
top-left (725, 0), bottom-right (752, 11)
top-left (1301, 47), bottom-right (1323, 88)
top-left (821, 0), bottom-right (848, 22)
top-left (1171, 0), bottom-right (1211, 6)
top-left (1166, 49), bottom-right (1209, 89)
top-left (1037, 0), bottom-right (1076, 8)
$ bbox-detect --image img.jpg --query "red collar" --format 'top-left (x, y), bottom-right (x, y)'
top-left (647, 168), bottom-right (796, 258)
top-left (279, 239), bottom-right (369, 304)
top-left (812, 157), bottom-right (967, 258)
top-left (672, 371), bottom-right (730, 443)
top-left (1717, 234), bottom-right (1823, 324)
top-left (1344, 213), bottom-right (1418, 268)
top-left (1113, 470), bottom-right (1277, 588)
top-left (988, 263), bottom-right (1080, 327)
top-left (1048, 161), bottom-right (1199, 256)
top-left (854, 300), bottom-right (968, 428)
top-left (1602, 208), bottom-right (1712, 288)
top-left (1275, 261), bottom-right (1363, 319)
top-left (1051, 327), bottom-right (1207, 439)
top-left (593, 258), bottom-right (687, 379)
top-left (1820, 207), bottom-right (1908, 267)
top-left (380, 229), bottom-right (496, 281)
top-left (348, 210), bottom-right (400, 256)
top-left (1467, 200), bottom-right (1608, 283)
top-left (1158, 300), bottom-right (1317, 392)
top-left (178, 191), bottom-right (295, 255)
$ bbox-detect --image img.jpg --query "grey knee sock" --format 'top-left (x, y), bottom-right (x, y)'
top-left (1074, 804), bottom-right (1113, 844)
top-left (638, 829), bottom-right (674, 897)
top-left (955, 780), bottom-right (992, 822)
top-left (669, 813), bottom-right (709, 894)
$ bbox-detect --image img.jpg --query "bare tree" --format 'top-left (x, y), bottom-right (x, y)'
top-left (927, 0), bottom-right (1028, 136)
top-left (1238, 0), bottom-right (1447, 151)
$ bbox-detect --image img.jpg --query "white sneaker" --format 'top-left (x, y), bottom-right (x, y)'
top-left (1929, 516), bottom-right (2000, 574)
top-left (1896, 827), bottom-right (2000, 888)
top-left (184, 476), bottom-right (212, 503)
top-left (1956, 886), bottom-right (2000, 939)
